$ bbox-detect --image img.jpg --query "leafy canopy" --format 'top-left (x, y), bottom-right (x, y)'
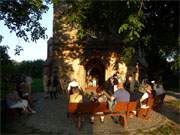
top-left (0, 0), bottom-right (49, 42)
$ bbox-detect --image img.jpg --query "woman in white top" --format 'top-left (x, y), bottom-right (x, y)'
top-left (140, 84), bottom-right (155, 109)
top-left (69, 87), bottom-right (83, 103)
top-left (67, 79), bottom-right (80, 95)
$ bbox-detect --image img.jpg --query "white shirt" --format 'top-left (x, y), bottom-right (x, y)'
top-left (141, 93), bottom-right (149, 101)
top-left (113, 85), bottom-right (118, 92)
top-left (67, 81), bottom-right (80, 91)
top-left (140, 92), bottom-right (149, 109)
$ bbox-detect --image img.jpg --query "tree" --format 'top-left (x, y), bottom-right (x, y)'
top-left (0, 0), bottom-right (179, 88)
top-left (0, 0), bottom-right (49, 42)
top-left (16, 60), bottom-right (45, 78)
top-left (61, 0), bottom-right (179, 88)
top-left (0, 45), bottom-right (17, 99)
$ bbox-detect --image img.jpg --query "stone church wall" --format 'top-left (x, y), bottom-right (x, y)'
top-left (46, 3), bottom-right (139, 91)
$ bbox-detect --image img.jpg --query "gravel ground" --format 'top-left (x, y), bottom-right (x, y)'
top-left (2, 92), bottom-right (179, 135)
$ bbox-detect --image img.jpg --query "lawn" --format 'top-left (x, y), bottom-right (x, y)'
top-left (32, 78), bottom-right (44, 93)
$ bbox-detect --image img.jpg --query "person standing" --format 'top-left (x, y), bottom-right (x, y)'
top-left (128, 74), bottom-right (135, 93)
top-left (50, 74), bottom-right (59, 99)
top-left (43, 74), bottom-right (49, 98)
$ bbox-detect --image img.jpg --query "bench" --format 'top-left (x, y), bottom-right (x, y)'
top-left (68, 94), bottom-right (166, 129)
top-left (84, 86), bottom-right (98, 91)
top-left (68, 101), bottom-right (139, 129)
top-left (137, 93), bottom-right (166, 119)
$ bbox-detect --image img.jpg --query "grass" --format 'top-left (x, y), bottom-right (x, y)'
top-left (32, 78), bottom-right (43, 93)
top-left (143, 122), bottom-right (180, 135)
top-left (166, 100), bottom-right (180, 111)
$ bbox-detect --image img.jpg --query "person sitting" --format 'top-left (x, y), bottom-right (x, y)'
top-left (69, 87), bottom-right (83, 128)
top-left (6, 90), bottom-right (36, 114)
top-left (109, 74), bottom-right (119, 95)
top-left (69, 87), bottom-right (83, 103)
top-left (108, 83), bottom-right (130, 123)
top-left (67, 79), bottom-right (81, 95)
top-left (153, 81), bottom-right (165, 96)
top-left (90, 87), bottom-right (108, 124)
top-left (138, 78), bottom-right (149, 93)
top-left (140, 84), bottom-right (156, 109)
top-left (138, 84), bottom-right (156, 118)
top-left (18, 81), bottom-right (33, 106)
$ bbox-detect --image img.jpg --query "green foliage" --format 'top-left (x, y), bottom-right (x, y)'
top-left (170, 55), bottom-right (180, 71)
top-left (121, 47), bottom-right (135, 64)
top-left (0, 0), bottom-right (49, 42)
top-left (16, 60), bottom-right (45, 78)
top-left (64, 0), bottom-right (179, 89)
top-left (66, 1), bottom-right (129, 40)
top-left (0, 46), bottom-right (17, 99)
top-left (0, 46), bottom-right (45, 99)
top-left (0, 46), bottom-right (10, 64)
top-left (32, 78), bottom-right (43, 92)
top-left (14, 45), bottom-right (24, 55)
top-left (119, 14), bottom-right (144, 42)
top-left (0, 35), bottom-right (3, 43)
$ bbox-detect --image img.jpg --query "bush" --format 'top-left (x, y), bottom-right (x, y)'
top-left (32, 78), bottom-right (43, 93)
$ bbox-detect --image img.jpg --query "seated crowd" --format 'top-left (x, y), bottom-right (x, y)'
top-left (6, 75), bottom-right (36, 115)
top-left (68, 75), bottom-right (166, 124)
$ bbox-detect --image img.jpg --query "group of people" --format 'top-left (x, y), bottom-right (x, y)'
top-left (6, 75), bottom-right (36, 114)
top-left (67, 77), bottom-right (165, 124)
top-left (86, 75), bottom-right (99, 87)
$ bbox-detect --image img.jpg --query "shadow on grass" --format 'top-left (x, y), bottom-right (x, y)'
top-left (155, 103), bottom-right (180, 124)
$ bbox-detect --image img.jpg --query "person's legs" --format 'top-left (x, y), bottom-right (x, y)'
top-left (110, 115), bottom-right (120, 124)
top-left (50, 91), bottom-right (53, 99)
top-left (10, 100), bottom-right (33, 113)
top-left (100, 116), bottom-right (104, 123)
top-left (10, 100), bottom-right (26, 111)
top-left (44, 87), bottom-right (49, 98)
top-left (108, 100), bottom-right (115, 112)
top-left (90, 116), bottom-right (95, 124)
top-left (27, 84), bottom-right (32, 94)
top-left (53, 91), bottom-right (57, 99)
top-left (54, 87), bottom-right (58, 99)
top-left (21, 99), bottom-right (36, 113)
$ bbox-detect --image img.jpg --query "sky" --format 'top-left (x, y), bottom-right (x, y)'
top-left (0, 4), bottom-right (53, 62)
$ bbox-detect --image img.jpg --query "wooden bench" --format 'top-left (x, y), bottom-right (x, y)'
top-left (137, 93), bottom-right (166, 119)
top-left (68, 94), bottom-right (166, 129)
top-left (68, 101), bottom-right (139, 129)
top-left (84, 86), bottom-right (98, 91)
